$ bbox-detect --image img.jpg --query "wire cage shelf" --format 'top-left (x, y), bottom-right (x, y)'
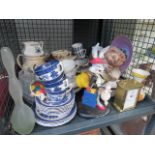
top-left (0, 19), bottom-right (155, 134)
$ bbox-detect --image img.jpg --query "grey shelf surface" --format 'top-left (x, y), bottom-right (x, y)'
top-left (32, 96), bottom-right (155, 135)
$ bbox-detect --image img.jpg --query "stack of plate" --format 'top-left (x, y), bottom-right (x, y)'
top-left (35, 90), bottom-right (77, 127)
top-left (34, 60), bottom-right (77, 127)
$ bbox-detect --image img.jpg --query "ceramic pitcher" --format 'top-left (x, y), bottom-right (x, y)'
top-left (17, 41), bottom-right (45, 72)
top-left (17, 54), bottom-right (45, 72)
top-left (22, 41), bottom-right (44, 57)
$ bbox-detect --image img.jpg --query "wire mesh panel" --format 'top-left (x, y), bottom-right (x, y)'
top-left (101, 19), bottom-right (155, 95)
top-left (15, 19), bottom-right (73, 52)
top-left (73, 19), bottom-right (101, 52)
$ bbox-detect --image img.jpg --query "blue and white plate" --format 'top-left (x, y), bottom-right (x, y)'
top-left (35, 105), bottom-right (77, 127)
top-left (35, 101), bottom-right (75, 121)
top-left (35, 96), bottom-right (75, 117)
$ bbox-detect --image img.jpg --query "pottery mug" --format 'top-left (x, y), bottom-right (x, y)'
top-left (17, 54), bottom-right (45, 72)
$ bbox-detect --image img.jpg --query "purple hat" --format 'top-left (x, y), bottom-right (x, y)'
top-left (111, 35), bottom-right (133, 72)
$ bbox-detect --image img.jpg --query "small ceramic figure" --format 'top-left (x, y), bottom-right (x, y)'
top-left (30, 81), bottom-right (47, 101)
top-left (89, 64), bottom-right (107, 87)
top-left (92, 43), bottom-right (103, 58)
top-left (97, 84), bottom-right (112, 110)
top-left (90, 43), bottom-right (108, 65)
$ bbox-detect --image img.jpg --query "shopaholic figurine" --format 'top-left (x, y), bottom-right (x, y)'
top-left (30, 81), bottom-right (46, 101)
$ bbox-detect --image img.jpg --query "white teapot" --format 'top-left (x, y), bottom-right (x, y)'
top-left (22, 41), bottom-right (44, 57)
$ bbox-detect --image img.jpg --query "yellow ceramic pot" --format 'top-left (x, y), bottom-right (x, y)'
top-left (132, 68), bottom-right (150, 78)
top-left (76, 72), bottom-right (90, 88)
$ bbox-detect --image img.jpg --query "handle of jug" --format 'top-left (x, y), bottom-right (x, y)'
top-left (16, 54), bottom-right (24, 69)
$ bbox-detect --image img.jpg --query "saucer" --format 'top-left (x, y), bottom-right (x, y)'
top-left (35, 100), bottom-right (75, 121)
top-left (35, 105), bottom-right (77, 127)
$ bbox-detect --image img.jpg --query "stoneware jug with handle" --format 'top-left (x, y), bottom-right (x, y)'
top-left (22, 41), bottom-right (44, 57)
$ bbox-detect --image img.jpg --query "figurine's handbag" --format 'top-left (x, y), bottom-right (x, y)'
top-left (82, 89), bottom-right (97, 108)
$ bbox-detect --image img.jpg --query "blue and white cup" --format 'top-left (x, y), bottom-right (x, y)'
top-left (36, 90), bottom-right (73, 106)
top-left (72, 43), bottom-right (86, 58)
top-left (46, 87), bottom-right (72, 102)
top-left (34, 60), bottom-right (64, 81)
top-left (44, 78), bottom-right (69, 93)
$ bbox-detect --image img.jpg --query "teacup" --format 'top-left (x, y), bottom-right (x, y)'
top-left (35, 91), bottom-right (75, 110)
top-left (44, 78), bottom-right (69, 93)
top-left (36, 90), bottom-right (74, 106)
top-left (72, 43), bottom-right (83, 52)
top-left (76, 49), bottom-right (86, 58)
top-left (46, 87), bottom-right (72, 102)
top-left (72, 43), bottom-right (86, 58)
top-left (42, 73), bottom-right (65, 85)
top-left (34, 60), bottom-right (64, 81)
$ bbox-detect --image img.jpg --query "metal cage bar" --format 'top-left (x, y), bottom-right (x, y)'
top-left (0, 19), bottom-right (155, 134)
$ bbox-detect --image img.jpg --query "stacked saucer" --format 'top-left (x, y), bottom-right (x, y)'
top-left (34, 60), bottom-right (76, 127)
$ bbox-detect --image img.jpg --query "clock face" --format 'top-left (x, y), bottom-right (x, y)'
top-left (123, 89), bottom-right (139, 110)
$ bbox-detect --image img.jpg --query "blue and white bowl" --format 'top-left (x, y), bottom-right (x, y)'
top-left (46, 87), bottom-right (72, 102)
top-left (36, 90), bottom-right (74, 106)
top-left (43, 73), bottom-right (66, 86)
top-left (36, 95), bottom-right (75, 116)
top-left (44, 76), bottom-right (69, 93)
top-left (35, 105), bottom-right (77, 127)
top-left (34, 60), bottom-right (64, 81)
top-left (35, 100), bottom-right (75, 121)
top-left (35, 91), bottom-right (75, 120)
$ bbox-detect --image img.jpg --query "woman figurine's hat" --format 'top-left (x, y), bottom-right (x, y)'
top-left (111, 35), bottom-right (133, 72)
